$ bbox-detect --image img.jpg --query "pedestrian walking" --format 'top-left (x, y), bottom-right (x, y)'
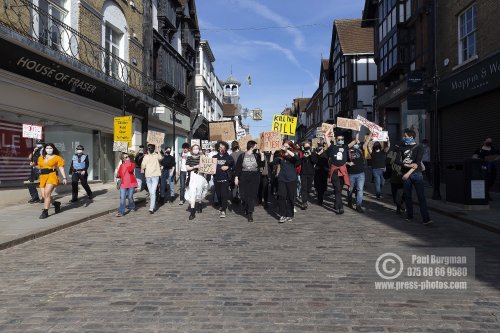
top-left (37, 143), bottom-right (67, 219)
top-left (299, 140), bottom-right (317, 210)
top-left (213, 141), bottom-right (234, 218)
top-left (295, 143), bottom-right (303, 201)
top-left (274, 140), bottom-right (299, 223)
top-left (141, 144), bottom-right (162, 214)
top-left (116, 152), bottom-right (138, 217)
top-left (160, 146), bottom-right (176, 204)
top-left (178, 142), bottom-right (190, 205)
top-left (69, 145), bottom-right (93, 202)
top-left (314, 143), bottom-right (329, 206)
top-left (325, 129), bottom-right (356, 214)
top-left (134, 145), bottom-right (146, 192)
top-left (258, 151), bottom-right (273, 209)
top-left (234, 140), bottom-right (264, 222)
top-left (185, 144), bottom-right (208, 220)
top-left (369, 141), bottom-right (390, 198)
top-left (472, 137), bottom-right (500, 202)
top-left (230, 141), bottom-right (244, 205)
top-left (398, 129), bottom-right (433, 225)
top-left (27, 140), bottom-right (44, 203)
top-left (347, 136), bottom-right (366, 213)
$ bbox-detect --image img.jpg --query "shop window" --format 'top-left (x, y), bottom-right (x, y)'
top-left (459, 4), bottom-right (477, 64)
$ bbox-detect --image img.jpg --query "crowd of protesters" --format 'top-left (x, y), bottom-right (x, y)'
top-left (30, 126), bottom-right (499, 225)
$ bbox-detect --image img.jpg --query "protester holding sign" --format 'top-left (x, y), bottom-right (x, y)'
top-left (234, 140), bottom-right (264, 222)
top-left (185, 144), bottom-right (208, 220)
top-left (273, 140), bottom-right (299, 223)
top-left (369, 140), bottom-right (390, 199)
top-left (213, 141), bottom-right (234, 218)
top-left (37, 143), bottom-right (68, 219)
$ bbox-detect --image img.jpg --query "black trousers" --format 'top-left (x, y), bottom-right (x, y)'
top-left (278, 180), bottom-right (297, 218)
top-left (240, 172), bottom-right (261, 213)
top-left (300, 174), bottom-right (314, 205)
top-left (215, 180), bottom-right (231, 211)
top-left (258, 174), bottom-right (269, 204)
top-left (28, 167), bottom-right (40, 200)
top-left (391, 182), bottom-right (405, 210)
top-left (331, 172), bottom-right (344, 210)
top-left (72, 172), bottom-right (92, 199)
top-left (314, 169), bottom-right (328, 205)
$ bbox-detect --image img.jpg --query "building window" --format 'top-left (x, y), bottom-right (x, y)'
top-left (195, 54), bottom-right (200, 74)
top-left (459, 4), bottom-right (477, 64)
top-left (104, 25), bottom-right (122, 79)
top-left (38, 0), bottom-right (69, 51)
top-left (329, 108), bottom-right (334, 119)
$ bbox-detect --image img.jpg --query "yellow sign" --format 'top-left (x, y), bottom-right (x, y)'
top-left (272, 115), bottom-right (297, 136)
top-left (114, 116), bottom-right (133, 146)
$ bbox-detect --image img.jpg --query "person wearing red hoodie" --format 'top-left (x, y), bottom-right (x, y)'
top-left (116, 152), bottom-right (138, 217)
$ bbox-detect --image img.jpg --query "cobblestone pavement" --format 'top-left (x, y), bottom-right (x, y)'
top-left (0, 193), bottom-right (500, 332)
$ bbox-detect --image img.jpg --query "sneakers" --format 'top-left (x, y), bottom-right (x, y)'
top-left (247, 214), bottom-right (254, 222)
top-left (116, 213), bottom-right (123, 217)
top-left (356, 205), bottom-right (364, 213)
top-left (39, 209), bottom-right (49, 219)
top-left (286, 217), bottom-right (294, 222)
top-left (189, 208), bottom-right (196, 220)
top-left (53, 201), bottom-right (61, 214)
top-left (179, 200), bottom-right (185, 205)
top-left (149, 210), bottom-right (154, 214)
top-left (423, 220), bottom-right (434, 226)
top-left (28, 198), bottom-right (40, 204)
top-left (219, 210), bottom-right (226, 218)
top-left (279, 216), bottom-right (287, 223)
top-left (69, 198), bottom-right (78, 203)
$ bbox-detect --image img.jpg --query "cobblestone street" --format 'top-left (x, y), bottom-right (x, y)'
top-left (1, 194), bottom-right (500, 332)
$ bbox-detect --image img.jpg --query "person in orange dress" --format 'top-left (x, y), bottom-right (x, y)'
top-left (37, 143), bottom-right (67, 219)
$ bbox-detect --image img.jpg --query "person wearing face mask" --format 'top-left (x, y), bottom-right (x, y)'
top-left (314, 142), bottom-right (329, 206)
top-left (185, 144), bottom-right (208, 220)
top-left (273, 140), bottom-right (299, 223)
top-left (397, 129), bottom-right (432, 225)
top-left (299, 140), bottom-right (317, 210)
top-left (141, 143), bottom-right (162, 214)
top-left (230, 141), bottom-right (244, 205)
top-left (178, 142), bottom-right (191, 205)
top-left (473, 137), bottom-right (500, 201)
top-left (369, 140), bottom-right (390, 199)
top-left (27, 139), bottom-right (45, 203)
top-left (134, 145), bottom-right (145, 192)
top-left (234, 141), bottom-right (265, 222)
top-left (36, 143), bottom-right (67, 219)
top-left (213, 141), bottom-right (235, 218)
top-left (325, 128), bottom-right (357, 214)
top-left (347, 136), bottom-right (366, 213)
top-left (69, 145), bottom-right (93, 203)
top-left (160, 146), bottom-right (176, 204)
top-left (116, 152), bottom-right (138, 217)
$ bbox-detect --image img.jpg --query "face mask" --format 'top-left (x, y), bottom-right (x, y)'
top-left (148, 148), bottom-right (155, 153)
top-left (166, 150), bottom-right (171, 154)
top-left (337, 140), bottom-right (344, 145)
top-left (353, 144), bottom-right (359, 150)
top-left (192, 149), bottom-right (200, 155)
top-left (485, 142), bottom-right (492, 147)
top-left (304, 146), bottom-right (311, 151)
top-left (45, 148), bottom-right (54, 155)
top-left (76, 150), bottom-right (83, 154)
top-left (252, 148), bottom-right (258, 154)
top-left (403, 138), bottom-right (415, 145)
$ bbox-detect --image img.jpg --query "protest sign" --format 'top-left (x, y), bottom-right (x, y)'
top-left (236, 129), bottom-right (246, 139)
top-left (316, 127), bottom-right (323, 138)
top-left (337, 117), bottom-right (361, 131)
top-left (114, 116), bottom-right (132, 146)
top-left (113, 141), bottom-right (128, 152)
top-left (209, 121), bottom-right (236, 141)
top-left (272, 115), bottom-right (297, 136)
top-left (22, 124), bottom-right (43, 140)
top-left (190, 139), bottom-right (201, 147)
top-left (356, 115), bottom-right (383, 133)
top-left (147, 130), bottom-right (165, 149)
top-left (199, 155), bottom-right (217, 175)
top-left (311, 138), bottom-right (322, 149)
top-left (372, 131), bottom-right (389, 142)
top-left (259, 131), bottom-right (282, 152)
top-left (321, 123), bottom-right (335, 139)
top-left (238, 134), bottom-right (253, 151)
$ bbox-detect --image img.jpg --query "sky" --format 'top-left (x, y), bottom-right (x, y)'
top-left (196, 0), bottom-right (366, 138)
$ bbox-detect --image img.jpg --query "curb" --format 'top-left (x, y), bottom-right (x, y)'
top-left (0, 197), bottom-right (146, 251)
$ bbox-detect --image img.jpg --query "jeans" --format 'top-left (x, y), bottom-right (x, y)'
top-left (146, 176), bottom-right (160, 211)
top-left (179, 171), bottom-right (187, 201)
top-left (372, 168), bottom-right (385, 196)
top-left (160, 169), bottom-right (175, 198)
top-left (348, 172), bottom-right (366, 206)
top-left (118, 188), bottom-right (135, 215)
top-left (296, 175), bottom-right (302, 198)
top-left (135, 168), bottom-right (143, 191)
top-left (403, 172), bottom-right (431, 222)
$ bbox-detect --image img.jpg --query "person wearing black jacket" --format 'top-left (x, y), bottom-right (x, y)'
top-left (397, 128), bottom-right (432, 225)
top-left (160, 146), bottom-right (176, 203)
top-left (314, 143), bottom-right (329, 206)
top-left (234, 140), bottom-right (265, 222)
top-left (299, 140), bottom-right (317, 210)
top-left (213, 141), bottom-right (234, 218)
top-left (258, 151), bottom-right (273, 209)
top-left (347, 141), bottom-right (366, 213)
top-left (274, 140), bottom-right (299, 223)
top-left (69, 145), bottom-right (93, 202)
top-left (27, 140), bottom-right (44, 203)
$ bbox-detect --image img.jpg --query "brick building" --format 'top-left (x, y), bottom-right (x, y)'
top-left (436, 0), bottom-right (500, 191)
top-left (0, 0), bottom-right (156, 184)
